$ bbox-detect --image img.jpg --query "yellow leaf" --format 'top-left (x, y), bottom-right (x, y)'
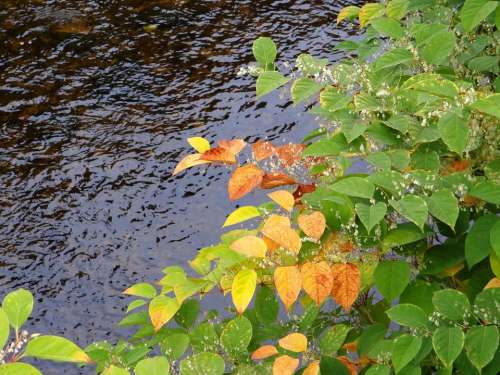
top-left (272, 355), bottom-right (299, 375)
top-left (274, 266), bottom-right (302, 311)
top-left (251, 345), bottom-right (279, 360)
top-left (187, 136), bottom-right (210, 153)
top-left (337, 5), bottom-right (360, 24)
top-left (359, 3), bottom-right (385, 27)
top-left (298, 211), bottom-right (326, 240)
top-left (232, 269), bottom-right (257, 314)
top-left (303, 360), bottom-right (320, 375)
top-left (172, 153), bottom-right (211, 175)
top-left (331, 263), bottom-right (361, 311)
top-left (301, 261), bottom-right (333, 306)
top-left (223, 206), bottom-right (261, 227)
top-left (268, 190), bottom-right (295, 212)
top-left (484, 277), bottom-right (500, 289)
top-left (149, 296), bottom-right (180, 332)
top-left (278, 332), bottom-right (308, 353)
top-left (230, 235), bottom-right (267, 257)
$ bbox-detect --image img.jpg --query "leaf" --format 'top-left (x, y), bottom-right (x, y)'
top-left (426, 189), bottom-right (459, 229)
top-left (301, 261), bottom-right (334, 305)
top-left (291, 78), bottom-right (322, 104)
top-left (273, 355), bottom-right (299, 375)
top-left (256, 71), bottom-right (290, 98)
top-left (223, 206), bottom-right (261, 227)
top-left (173, 153), bottom-right (211, 175)
top-left (358, 324), bottom-right (387, 355)
top-left (230, 236), bottom-right (267, 258)
top-left (402, 75), bottom-right (459, 98)
top-left (337, 6), bottom-right (360, 24)
top-left (319, 324), bottom-right (352, 356)
top-left (365, 151), bottom-right (392, 171)
top-left (278, 332), bottom-right (308, 353)
top-left (274, 266), bottom-right (302, 310)
top-left (469, 181), bottom-right (500, 205)
top-left (303, 135), bottom-right (348, 157)
top-left (24, 335), bottom-right (91, 363)
top-left (268, 190), bottom-right (295, 212)
top-left (200, 147), bottom-right (237, 164)
top-left (218, 139), bottom-right (247, 155)
top-left (123, 283), bottom-right (157, 299)
top-left (253, 37), bottom-right (277, 66)
top-left (390, 195), bottom-right (428, 230)
top-left (189, 323), bottom-right (218, 353)
top-left (432, 289), bottom-right (470, 321)
top-left (0, 363), bottom-right (42, 375)
top-left (474, 288), bottom-right (500, 323)
top-left (0, 308), bottom-right (8, 350)
top-left (387, 0), bottom-right (409, 19)
top-left (252, 140), bottom-right (275, 161)
top-left (320, 87), bottom-right (352, 112)
top-left (359, 3), bottom-right (385, 27)
top-left (374, 48), bottom-right (413, 71)
top-left (470, 94), bottom-right (500, 119)
top-left (319, 356), bottom-right (351, 375)
top-left (461, 0), bottom-right (498, 32)
top-left (433, 327), bottom-right (464, 368)
top-left (232, 269), bottom-right (257, 314)
top-left (228, 164), bottom-right (265, 201)
top-left (261, 172), bottom-right (297, 189)
top-left (255, 286), bottom-right (279, 324)
top-left (374, 260), bottom-right (410, 301)
top-left (331, 176), bottom-right (375, 199)
top-left (187, 137), bottom-right (210, 153)
top-left (261, 223), bottom-right (301, 253)
top-left (330, 263), bottom-right (360, 311)
top-left (438, 112), bottom-right (469, 154)
top-left (420, 31), bottom-right (456, 65)
top-left (220, 316), bottom-right (253, 359)
top-left (365, 364), bottom-right (391, 375)
top-left (2, 289), bottom-right (33, 332)
top-left (465, 215), bottom-right (497, 268)
top-left (371, 17), bottom-right (404, 39)
top-left (303, 361), bottom-right (320, 375)
top-left (355, 202), bottom-right (387, 234)
top-left (465, 326), bottom-right (499, 370)
top-left (298, 211), bottom-right (326, 240)
top-left (491, 220), bottom-right (500, 257)
top-left (251, 345), bottom-right (278, 360)
top-left (392, 334), bottom-right (422, 373)
top-left (400, 280), bottom-right (440, 315)
top-left (162, 333), bottom-right (190, 360)
top-left (386, 303), bottom-right (428, 328)
top-left (149, 296), bottom-right (180, 332)
top-left (102, 366), bottom-right (130, 375)
top-left (180, 352), bottom-right (225, 375)
top-left (135, 357), bottom-right (170, 375)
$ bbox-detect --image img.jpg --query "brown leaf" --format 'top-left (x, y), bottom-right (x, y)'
top-left (331, 263), bottom-right (360, 311)
top-left (274, 265), bottom-right (302, 311)
top-left (293, 183), bottom-right (316, 203)
top-left (252, 345), bottom-right (278, 360)
top-left (230, 235), bottom-right (267, 257)
top-left (228, 164), bottom-right (264, 200)
top-left (219, 139), bottom-right (247, 155)
top-left (343, 342), bottom-right (358, 353)
top-left (253, 140), bottom-right (276, 161)
top-left (303, 360), bottom-right (320, 375)
top-left (261, 172), bottom-right (298, 189)
top-left (173, 153), bottom-right (211, 175)
top-left (273, 355), bottom-right (299, 375)
top-left (278, 333), bottom-right (308, 353)
top-left (268, 190), bottom-right (295, 212)
top-left (301, 261), bottom-right (333, 306)
top-left (338, 356), bottom-right (357, 375)
top-left (262, 224), bottom-right (301, 253)
top-left (298, 211), bottom-right (326, 240)
top-left (200, 146), bottom-right (237, 164)
top-left (275, 144), bottom-right (306, 166)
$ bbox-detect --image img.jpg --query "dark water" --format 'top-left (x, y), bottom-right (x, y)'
top-left (0, 0), bottom-right (360, 371)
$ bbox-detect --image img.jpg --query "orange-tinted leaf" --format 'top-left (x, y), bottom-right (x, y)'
top-left (303, 360), bottom-right (320, 375)
top-left (173, 153), bottom-right (211, 175)
top-left (338, 356), bottom-right (357, 375)
top-left (293, 183), bottom-right (316, 203)
top-left (262, 224), bottom-right (301, 253)
top-left (343, 342), bottom-right (358, 352)
top-left (339, 241), bottom-right (356, 253)
top-left (331, 263), bottom-right (360, 311)
top-left (268, 190), bottom-right (295, 212)
top-left (301, 261), bottom-right (333, 306)
top-left (278, 333), bottom-right (308, 353)
top-left (219, 139), bottom-right (247, 155)
top-left (273, 355), bottom-right (299, 375)
top-left (263, 214), bottom-right (291, 229)
top-left (276, 144), bottom-right (306, 166)
top-left (261, 172), bottom-right (298, 189)
top-left (274, 266), bottom-right (302, 311)
top-left (298, 211), bottom-right (326, 240)
top-left (253, 140), bottom-right (276, 161)
top-left (230, 235), bottom-right (267, 257)
top-left (251, 345), bottom-right (278, 360)
top-left (263, 236), bottom-right (280, 253)
top-left (228, 164), bottom-right (265, 200)
top-left (484, 277), bottom-right (500, 289)
top-left (200, 146), bottom-right (236, 164)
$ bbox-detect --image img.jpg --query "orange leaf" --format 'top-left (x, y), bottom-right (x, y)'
top-left (262, 224), bottom-right (301, 253)
top-left (303, 360), bottom-right (320, 375)
top-left (230, 235), bottom-right (267, 257)
top-left (338, 356), bottom-right (357, 375)
top-left (228, 164), bottom-right (264, 200)
top-left (263, 236), bottom-right (280, 253)
top-left (173, 153), bottom-right (211, 175)
top-left (278, 333), bottom-right (308, 353)
top-left (301, 261), bottom-right (333, 306)
top-left (331, 263), bottom-right (360, 311)
top-left (275, 144), bottom-right (306, 166)
top-left (273, 355), bottom-right (299, 375)
top-left (219, 139), bottom-right (247, 155)
top-left (268, 190), bottom-right (295, 212)
top-left (251, 345), bottom-right (278, 360)
top-left (200, 146), bottom-right (236, 164)
top-left (274, 266), bottom-right (302, 311)
top-left (253, 140), bottom-right (275, 161)
top-left (293, 183), bottom-right (316, 203)
top-left (484, 277), bottom-right (500, 289)
top-left (343, 341), bottom-right (358, 353)
top-left (298, 211), bottom-right (326, 240)
top-left (261, 172), bottom-right (298, 189)
top-left (263, 214), bottom-right (291, 229)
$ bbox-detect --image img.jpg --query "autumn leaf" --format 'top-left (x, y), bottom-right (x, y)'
top-left (172, 153), bottom-right (211, 175)
top-left (278, 332), bottom-right (308, 353)
top-left (187, 137), bottom-right (211, 153)
top-left (200, 146), bottom-right (237, 164)
top-left (293, 183), bottom-right (316, 203)
top-left (273, 355), bottom-right (299, 375)
top-left (261, 172), bottom-right (298, 189)
top-left (218, 139), bottom-right (247, 155)
top-left (484, 277), bottom-right (500, 289)
top-left (301, 261), bottom-right (333, 306)
top-left (262, 224), bottom-right (301, 253)
top-left (263, 236), bottom-right (280, 253)
top-left (223, 205), bottom-right (261, 227)
top-left (303, 360), bottom-right (320, 375)
top-left (298, 211), bottom-right (326, 240)
top-left (263, 214), bottom-right (291, 231)
top-left (149, 296), bottom-right (180, 332)
top-left (232, 269), bottom-right (257, 314)
top-left (230, 235), bottom-right (267, 257)
top-left (228, 164), bottom-right (265, 200)
top-left (268, 190), bottom-right (295, 212)
top-left (274, 266), bottom-right (302, 310)
top-left (331, 263), bottom-right (361, 311)
top-left (338, 355), bottom-right (357, 375)
top-left (251, 345), bottom-right (278, 360)
top-left (276, 144), bottom-right (306, 166)
top-left (253, 140), bottom-right (276, 161)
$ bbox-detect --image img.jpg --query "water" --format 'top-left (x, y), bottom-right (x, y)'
top-left (0, 0), bottom-right (361, 371)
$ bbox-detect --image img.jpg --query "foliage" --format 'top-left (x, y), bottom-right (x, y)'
top-left (2, 0), bottom-right (500, 374)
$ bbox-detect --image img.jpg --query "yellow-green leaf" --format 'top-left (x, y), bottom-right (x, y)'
top-left (187, 137), bottom-right (210, 153)
top-left (337, 6), bottom-right (360, 24)
top-left (232, 269), bottom-right (257, 314)
top-left (24, 335), bottom-right (92, 363)
top-left (359, 3), bottom-right (385, 27)
top-left (148, 296), bottom-right (180, 332)
top-left (223, 206), bottom-right (261, 227)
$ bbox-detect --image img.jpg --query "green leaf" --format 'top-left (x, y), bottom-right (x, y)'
top-left (365, 364), bottom-right (392, 375)
top-left (356, 202), bottom-right (387, 233)
top-left (331, 176), bottom-right (375, 199)
top-left (252, 37), bottom-right (277, 66)
top-left (438, 112), bottom-right (469, 154)
top-left (461, 0), bottom-right (498, 32)
top-left (220, 316), bottom-right (252, 359)
top-left (291, 77), bottom-right (322, 104)
top-left (320, 356), bottom-right (351, 375)
top-left (371, 17), bottom-right (404, 39)
top-left (474, 288), bottom-right (500, 323)
top-left (390, 195), bottom-right (428, 230)
top-left (2, 289), bottom-right (33, 332)
top-left (180, 352), bottom-right (225, 375)
top-left (24, 335), bottom-right (91, 363)
top-left (123, 283), bottom-right (157, 299)
top-left (374, 261), bottom-right (411, 301)
top-left (341, 121), bottom-right (367, 143)
top-left (415, 123), bottom-right (440, 144)
top-left (387, 149), bottom-right (410, 171)
top-left (491, 221), bottom-right (500, 257)
top-left (469, 181), bottom-right (500, 205)
top-left (470, 94), bottom-right (500, 119)
top-left (303, 134), bottom-right (348, 157)
top-left (358, 323), bottom-right (388, 355)
top-left (175, 299), bottom-right (200, 329)
top-left (103, 366), bottom-right (130, 375)
top-left (400, 280), bottom-right (440, 315)
top-left (402, 75), bottom-right (459, 98)
top-left (162, 333), bottom-right (190, 360)
top-left (374, 48), bottom-right (413, 71)
top-left (256, 71), bottom-right (290, 98)
top-left (392, 334), bottom-right (422, 373)
top-left (465, 326), bottom-right (499, 370)
top-left (387, 0), bottom-right (409, 19)
top-left (135, 357), bottom-right (170, 375)
top-left (0, 363), bottom-right (42, 375)
top-left (255, 286), bottom-right (279, 324)
top-left (368, 170), bottom-right (405, 196)
top-left (223, 206), bottom-right (261, 227)
top-left (422, 241), bottom-right (465, 275)
top-left (320, 87), bottom-right (352, 112)
top-left (319, 324), bottom-right (352, 356)
top-left (432, 289), bottom-right (470, 321)
top-left (426, 189), bottom-right (459, 229)
top-left (337, 6), bottom-right (360, 24)
top-left (0, 308), bottom-right (9, 350)
top-left (382, 223), bottom-right (427, 251)
top-left (190, 322), bottom-right (218, 353)
top-left (359, 3), bottom-right (386, 27)
top-left (420, 31), bottom-right (455, 65)
top-left (385, 114), bottom-right (414, 133)
top-left (411, 149), bottom-right (440, 172)
top-left (365, 152), bottom-right (392, 171)
top-left (386, 303), bottom-right (428, 328)
top-left (126, 300), bottom-right (146, 313)
top-left (468, 56), bottom-right (499, 72)
top-left (465, 215), bottom-right (497, 268)
top-left (433, 327), bottom-right (464, 368)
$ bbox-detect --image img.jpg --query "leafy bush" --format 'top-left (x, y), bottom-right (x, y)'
top-left (2, 0), bottom-right (500, 374)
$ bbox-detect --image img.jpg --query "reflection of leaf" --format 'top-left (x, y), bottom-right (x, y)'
top-left (251, 345), bottom-right (278, 360)
top-left (228, 164), bottom-right (265, 201)
top-left (187, 137), bottom-right (210, 153)
top-left (278, 333), bottom-right (308, 353)
top-left (301, 261), bottom-right (334, 305)
top-left (230, 236), bottom-right (267, 257)
top-left (298, 211), bottom-right (326, 240)
top-left (272, 355), bottom-right (299, 375)
top-left (232, 269), bottom-right (257, 314)
top-left (261, 172), bottom-right (297, 189)
top-left (331, 263), bottom-right (360, 311)
top-left (274, 266), bottom-right (302, 310)
top-left (268, 190), bottom-right (295, 212)
top-left (252, 140), bottom-right (275, 161)
top-left (173, 154), bottom-right (211, 175)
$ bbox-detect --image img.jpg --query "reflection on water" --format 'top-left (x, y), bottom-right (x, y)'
top-left (0, 0), bottom-right (361, 369)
